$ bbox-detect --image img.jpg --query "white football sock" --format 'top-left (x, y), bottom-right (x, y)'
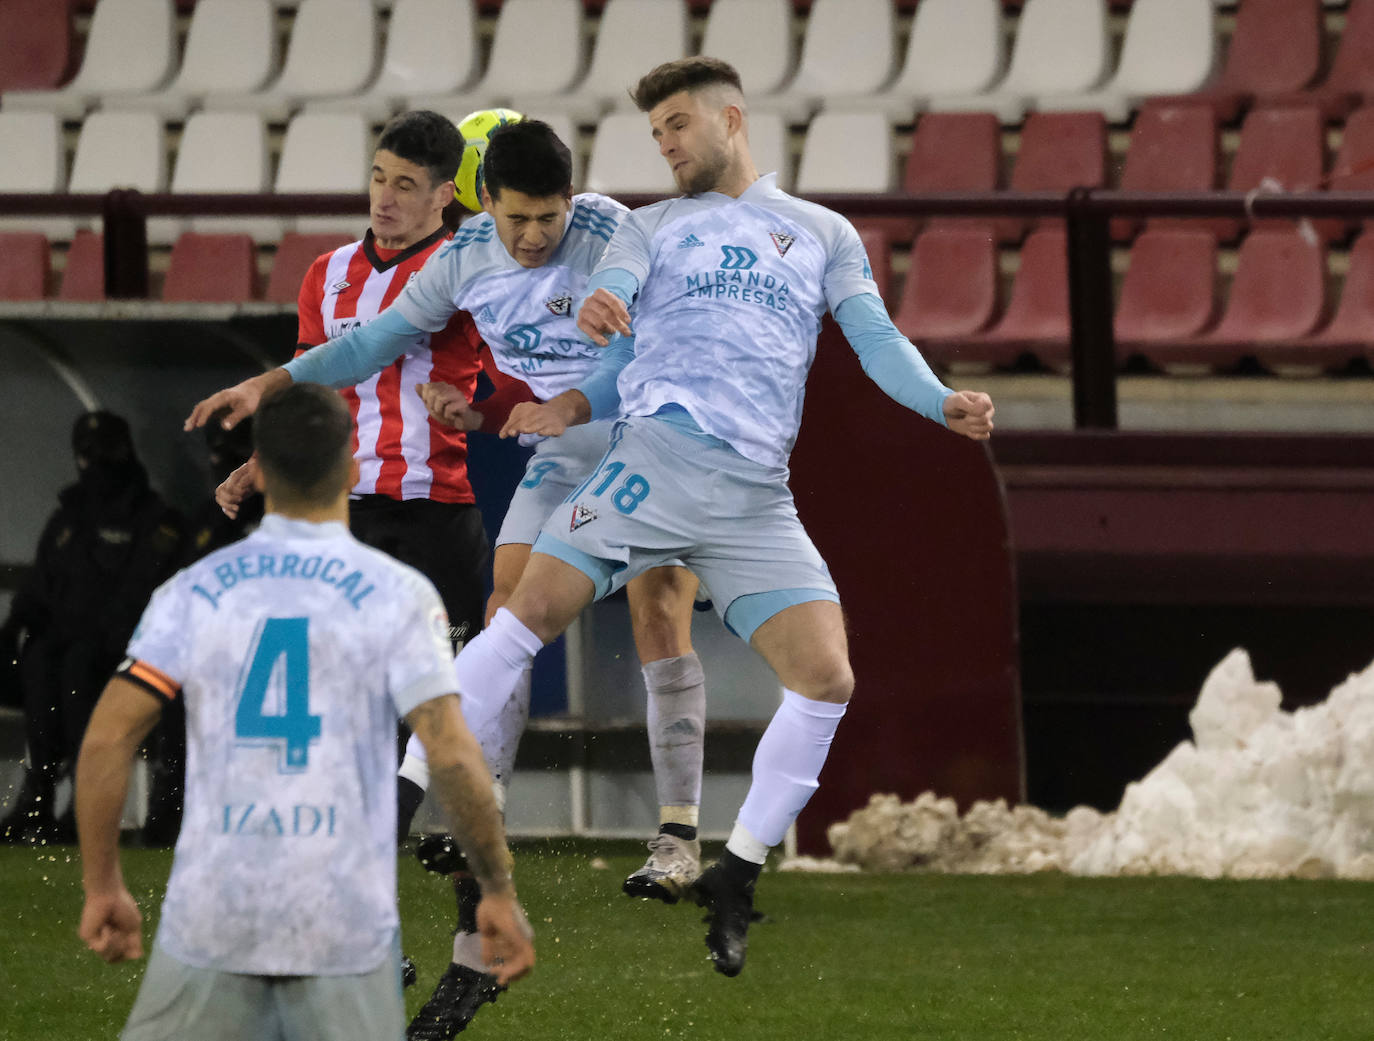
top-left (733, 688), bottom-right (847, 854)
top-left (473, 665), bottom-right (532, 793)
top-left (453, 607), bottom-right (543, 738)
top-left (643, 652), bottom-right (706, 812)
top-left (397, 731), bottom-right (429, 790)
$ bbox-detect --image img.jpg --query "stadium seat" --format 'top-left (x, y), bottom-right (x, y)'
top-left (1145, 228), bottom-right (1327, 370)
top-left (1112, 103), bottom-right (1218, 241)
top-left (0, 232), bottom-right (51, 301)
top-left (2, 0), bottom-right (175, 118)
top-left (0, 0), bottom-right (76, 94)
top-left (1326, 107), bottom-right (1374, 239)
top-left (584, 112), bottom-right (676, 194)
top-left (796, 112), bottom-right (894, 194)
top-left (206, 0), bottom-right (378, 121)
top-left (1001, 111), bottom-right (1107, 242)
top-left (699, 0), bottom-right (794, 99)
top-left (274, 112), bottom-right (374, 236)
top-left (927, 0), bottom-right (1111, 124)
top-left (1214, 104), bottom-right (1326, 242)
top-left (1179, 0), bottom-right (1321, 122)
top-left (162, 233), bottom-right (258, 302)
top-left (102, 0), bottom-right (276, 119)
top-left (510, 0), bottom-right (690, 123)
top-left (0, 111), bottom-right (69, 238)
top-left (1036, 0), bottom-right (1215, 123)
top-left (1284, 0), bottom-right (1374, 119)
top-left (751, 0), bottom-right (896, 122)
top-left (899, 112), bottom-right (1001, 241)
top-left (265, 232), bottom-right (355, 304)
top-left (1113, 227), bottom-right (1218, 356)
top-left (58, 230), bottom-right (105, 301)
top-left (856, 227), bottom-right (892, 305)
top-left (746, 112), bottom-right (792, 190)
top-left (406, 0), bottom-right (584, 114)
top-left (158, 111), bottom-right (276, 245)
top-left (893, 225), bottom-right (999, 356)
top-left (826, 0), bottom-right (1002, 121)
top-left (307, 0), bottom-right (479, 121)
top-left (67, 111), bottom-right (167, 233)
top-left (1260, 230), bottom-right (1374, 370)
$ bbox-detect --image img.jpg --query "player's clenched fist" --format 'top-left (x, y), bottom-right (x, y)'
top-left (942, 391), bottom-right (995, 441)
top-left (477, 894), bottom-right (535, 986)
top-left (79, 887), bottom-right (144, 964)
top-left (416, 381), bottom-right (482, 431)
top-left (576, 288), bottom-right (633, 347)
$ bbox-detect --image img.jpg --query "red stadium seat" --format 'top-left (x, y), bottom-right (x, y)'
top-left (855, 228), bottom-right (892, 307)
top-left (1264, 230), bottom-right (1374, 370)
top-left (162, 233), bottom-right (257, 303)
top-left (1113, 227), bottom-right (1218, 357)
top-left (264, 232), bottom-right (354, 304)
top-left (1326, 107), bottom-right (1374, 239)
top-left (0, 0), bottom-right (75, 93)
top-left (1112, 103), bottom-right (1218, 241)
top-left (1144, 227), bottom-right (1327, 370)
top-left (893, 225), bottom-right (999, 354)
top-left (1002, 111), bottom-right (1106, 242)
top-left (1280, 0), bottom-right (1374, 120)
top-left (901, 112), bottom-right (1001, 240)
top-left (1214, 104), bottom-right (1326, 242)
top-left (0, 233), bottom-right (51, 300)
top-left (1177, 0), bottom-right (1321, 121)
top-left (58, 230), bottom-right (104, 301)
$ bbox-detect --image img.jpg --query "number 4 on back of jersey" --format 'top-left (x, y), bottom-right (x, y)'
top-left (234, 617), bottom-right (321, 772)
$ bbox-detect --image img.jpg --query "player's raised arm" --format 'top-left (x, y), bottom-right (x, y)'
top-left (405, 693), bottom-right (534, 985)
top-left (76, 676), bottom-right (165, 963)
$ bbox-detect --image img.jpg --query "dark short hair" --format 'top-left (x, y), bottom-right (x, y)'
top-left (631, 56), bottom-right (744, 112)
top-left (253, 383), bottom-right (354, 507)
top-left (482, 120), bottom-right (573, 201)
top-left (376, 109), bottom-right (465, 188)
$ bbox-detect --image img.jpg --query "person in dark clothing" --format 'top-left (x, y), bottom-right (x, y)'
top-left (0, 411), bottom-right (183, 843)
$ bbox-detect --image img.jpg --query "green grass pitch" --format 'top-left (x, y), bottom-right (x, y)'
top-left (2, 838), bottom-right (1371, 1041)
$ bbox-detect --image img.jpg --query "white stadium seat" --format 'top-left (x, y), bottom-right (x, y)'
top-left (584, 112), bottom-right (676, 194)
top-left (275, 112), bottom-right (374, 237)
top-left (155, 111), bottom-right (278, 245)
top-left (700, 0), bottom-right (794, 98)
top-left (3, 0), bottom-right (176, 119)
top-left (103, 0), bottom-right (278, 120)
top-left (751, 0), bottom-right (896, 123)
top-left (511, 0), bottom-right (691, 124)
top-left (406, 0), bottom-right (584, 116)
top-left (928, 0), bottom-right (1111, 124)
top-left (1036, 0), bottom-right (1217, 122)
top-left (747, 111), bottom-right (792, 191)
top-left (67, 111), bottom-right (167, 234)
top-left (206, 0), bottom-right (379, 122)
top-left (796, 111), bottom-right (894, 194)
top-left (308, 0), bottom-right (480, 122)
top-left (826, 0), bottom-right (1003, 121)
top-left (0, 112), bottom-right (70, 238)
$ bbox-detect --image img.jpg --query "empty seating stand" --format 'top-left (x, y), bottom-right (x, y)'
top-left (162, 233), bottom-right (258, 303)
top-left (0, 232), bottom-right (51, 300)
top-left (0, 0), bottom-right (76, 94)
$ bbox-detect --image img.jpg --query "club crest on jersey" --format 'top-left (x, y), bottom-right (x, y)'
top-left (545, 292), bottom-right (572, 316)
top-left (569, 503), bottom-right (597, 532)
top-left (677, 233), bottom-right (705, 249)
top-left (770, 232), bottom-right (796, 257)
top-left (329, 279), bottom-right (350, 294)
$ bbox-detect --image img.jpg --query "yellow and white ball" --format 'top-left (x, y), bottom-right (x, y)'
top-left (453, 108), bottom-right (524, 212)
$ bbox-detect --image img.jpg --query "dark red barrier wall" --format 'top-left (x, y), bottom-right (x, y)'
top-left (788, 319), bottom-right (1024, 854)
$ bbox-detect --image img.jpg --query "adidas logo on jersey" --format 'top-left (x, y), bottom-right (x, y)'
top-left (569, 503), bottom-right (597, 532)
top-left (545, 292), bottom-right (573, 317)
top-left (770, 232), bottom-right (795, 257)
top-left (477, 305), bottom-right (496, 324)
top-left (677, 233), bottom-right (705, 249)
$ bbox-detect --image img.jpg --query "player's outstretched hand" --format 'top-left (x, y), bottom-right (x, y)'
top-left (184, 370), bottom-right (288, 433)
top-left (476, 894), bottom-right (535, 986)
top-left (216, 455), bottom-right (260, 519)
top-left (416, 382), bottom-right (482, 431)
top-left (576, 288), bottom-right (632, 347)
top-left (79, 887), bottom-right (144, 964)
top-left (943, 390), bottom-right (995, 441)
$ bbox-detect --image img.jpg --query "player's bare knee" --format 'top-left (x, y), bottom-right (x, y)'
top-left (790, 656), bottom-right (854, 705)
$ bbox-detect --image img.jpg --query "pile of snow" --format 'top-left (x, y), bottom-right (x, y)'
top-left (814, 649), bottom-right (1374, 879)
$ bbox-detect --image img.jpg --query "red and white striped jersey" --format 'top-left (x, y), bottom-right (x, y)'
top-left (296, 227), bottom-right (486, 504)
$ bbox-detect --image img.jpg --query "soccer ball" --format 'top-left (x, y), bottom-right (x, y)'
top-left (453, 108), bottom-right (524, 213)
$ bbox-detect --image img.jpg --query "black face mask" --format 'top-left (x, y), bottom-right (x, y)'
top-left (76, 457), bottom-right (141, 501)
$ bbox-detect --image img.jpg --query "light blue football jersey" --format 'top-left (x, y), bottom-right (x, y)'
top-left (125, 514), bottom-right (456, 976)
top-left (393, 193), bottom-right (627, 401)
top-left (595, 173), bottom-right (881, 469)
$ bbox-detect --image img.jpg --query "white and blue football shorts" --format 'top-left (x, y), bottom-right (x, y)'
top-left (121, 937), bottom-right (405, 1041)
top-left (495, 419), bottom-right (620, 548)
top-left (532, 415), bottom-right (840, 644)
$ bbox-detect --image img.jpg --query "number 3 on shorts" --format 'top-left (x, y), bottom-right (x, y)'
top-left (234, 617), bottom-right (321, 772)
top-left (588, 460), bottom-right (652, 514)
